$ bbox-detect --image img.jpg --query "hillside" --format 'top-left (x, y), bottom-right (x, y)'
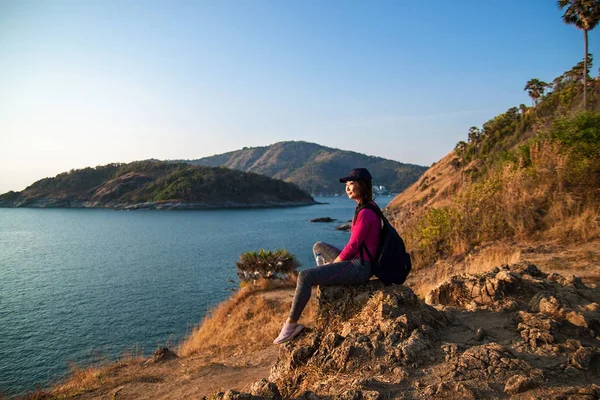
top-left (175, 141), bottom-right (427, 195)
top-left (0, 161), bottom-right (315, 209)
top-left (386, 60), bottom-right (600, 270)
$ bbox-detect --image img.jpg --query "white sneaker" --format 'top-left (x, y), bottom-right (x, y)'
top-left (273, 322), bottom-right (304, 344)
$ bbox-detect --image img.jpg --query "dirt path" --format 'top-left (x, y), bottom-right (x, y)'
top-left (74, 346), bottom-right (279, 399)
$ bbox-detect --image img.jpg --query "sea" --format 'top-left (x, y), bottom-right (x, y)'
top-left (0, 195), bottom-right (392, 397)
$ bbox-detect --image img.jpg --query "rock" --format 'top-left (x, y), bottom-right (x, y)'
top-left (441, 343), bottom-right (459, 361)
top-left (335, 221), bottom-right (352, 231)
top-left (426, 263), bottom-right (535, 310)
top-left (422, 385), bottom-right (436, 397)
top-left (447, 343), bottom-right (542, 383)
top-left (570, 347), bottom-right (594, 370)
top-left (291, 345), bottom-right (316, 367)
top-left (504, 374), bottom-right (535, 394)
top-left (339, 389), bottom-right (363, 400)
top-left (309, 217), bottom-right (335, 223)
top-left (454, 383), bottom-right (477, 399)
top-left (362, 390), bottom-right (381, 400)
top-left (294, 392), bottom-right (323, 400)
top-left (250, 378), bottom-right (282, 399)
top-left (474, 327), bottom-right (486, 341)
top-left (150, 347), bottom-right (177, 363)
top-left (222, 390), bottom-right (253, 400)
top-left (515, 311), bottom-right (557, 350)
top-left (398, 326), bottom-right (436, 365)
top-left (252, 261), bottom-right (600, 397)
top-left (270, 279), bottom-right (448, 392)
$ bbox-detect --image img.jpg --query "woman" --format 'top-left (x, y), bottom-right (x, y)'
top-left (274, 168), bottom-right (381, 344)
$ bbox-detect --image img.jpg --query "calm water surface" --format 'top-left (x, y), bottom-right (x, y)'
top-left (0, 196), bottom-right (391, 396)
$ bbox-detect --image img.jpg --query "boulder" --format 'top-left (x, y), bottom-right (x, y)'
top-left (250, 378), bottom-right (282, 399)
top-left (150, 347), bottom-right (177, 363)
top-left (335, 221), bottom-right (352, 231)
top-left (309, 217), bottom-right (335, 223)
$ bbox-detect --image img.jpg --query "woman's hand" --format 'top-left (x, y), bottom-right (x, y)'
top-left (331, 256), bottom-right (342, 264)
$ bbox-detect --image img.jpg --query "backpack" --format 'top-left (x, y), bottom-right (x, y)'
top-left (355, 202), bottom-right (412, 285)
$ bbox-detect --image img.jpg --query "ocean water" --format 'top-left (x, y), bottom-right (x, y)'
top-left (0, 196), bottom-right (391, 397)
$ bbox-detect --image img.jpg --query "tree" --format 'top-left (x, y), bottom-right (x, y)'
top-left (236, 249), bottom-right (300, 283)
top-left (558, 0), bottom-right (600, 109)
top-left (519, 104), bottom-right (529, 115)
top-left (564, 53), bottom-right (594, 83)
top-left (454, 141), bottom-right (468, 160)
top-left (524, 78), bottom-right (550, 112)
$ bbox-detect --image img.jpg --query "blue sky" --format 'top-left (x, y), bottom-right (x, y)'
top-left (0, 0), bottom-right (596, 193)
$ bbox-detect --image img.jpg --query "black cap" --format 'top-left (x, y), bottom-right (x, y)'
top-left (339, 168), bottom-right (372, 183)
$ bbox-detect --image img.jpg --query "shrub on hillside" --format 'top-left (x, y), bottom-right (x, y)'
top-left (550, 112), bottom-right (600, 192)
top-left (236, 249), bottom-right (300, 283)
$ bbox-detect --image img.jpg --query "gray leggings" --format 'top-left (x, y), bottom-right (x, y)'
top-left (288, 241), bottom-right (372, 321)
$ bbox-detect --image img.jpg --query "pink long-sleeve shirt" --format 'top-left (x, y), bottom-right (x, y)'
top-left (339, 205), bottom-right (381, 262)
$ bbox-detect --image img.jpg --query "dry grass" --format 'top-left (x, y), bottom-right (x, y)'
top-left (23, 350), bottom-right (147, 399)
top-left (407, 242), bottom-right (522, 299)
top-left (391, 138), bottom-right (600, 271)
top-left (408, 237), bottom-right (600, 300)
top-left (179, 277), bottom-right (315, 360)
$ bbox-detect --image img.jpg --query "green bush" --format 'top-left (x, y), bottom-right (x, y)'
top-left (551, 111), bottom-right (600, 157)
top-left (412, 207), bottom-right (457, 256)
top-left (550, 111), bottom-right (600, 191)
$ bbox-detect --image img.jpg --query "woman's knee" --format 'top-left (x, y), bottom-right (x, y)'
top-left (297, 269), bottom-right (317, 287)
top-left (313, 241), bottom-right (325, 254)
top-left (297, 269), bottom-right (309, 282)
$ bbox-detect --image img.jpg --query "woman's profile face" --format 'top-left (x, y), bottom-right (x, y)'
top-left (345, 181), bottom-right (361, 201)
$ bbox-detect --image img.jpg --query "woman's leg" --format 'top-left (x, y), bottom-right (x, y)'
top-left (312, 241), bottom-right (342, 264)
top-left (288, 259), bottom-right (371, 322)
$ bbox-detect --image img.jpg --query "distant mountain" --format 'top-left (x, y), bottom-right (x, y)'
top-left (0, 161), bottom-right (315, 209)
top-left (176, 141), bottom-right (427, 194)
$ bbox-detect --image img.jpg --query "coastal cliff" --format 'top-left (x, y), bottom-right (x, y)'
top-left (32, 260), bottom-right (600, 399)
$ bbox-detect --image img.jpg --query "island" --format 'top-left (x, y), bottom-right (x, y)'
top-left (0, 161), bottom-right (317, 210)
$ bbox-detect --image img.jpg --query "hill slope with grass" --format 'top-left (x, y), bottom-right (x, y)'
top-left (175, 141), bottom-right (428, 195)
top-left (0, 161), bottom-right (316, 209)
top-left (386, 60), bottom-right (600, 274)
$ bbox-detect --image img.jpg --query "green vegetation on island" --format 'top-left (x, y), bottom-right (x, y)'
top-left (0, 161), bottom-right (316, 209)
top-left (175, 141), bottom-right (427, 195)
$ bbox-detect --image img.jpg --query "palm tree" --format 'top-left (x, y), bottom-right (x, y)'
top-left (524, 78), bottom-right (549, 109)
top-left (558, 0), bottom-right (600, 109)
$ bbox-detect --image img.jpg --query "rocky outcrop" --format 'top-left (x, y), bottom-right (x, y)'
top-left (335, 221), bottom-right (352, 231)
top-left (309, 217), bottom-right (336, 223)
top-left (215, 262), bottom-right (600, 399)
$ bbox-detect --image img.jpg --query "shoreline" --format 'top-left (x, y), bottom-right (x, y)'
top-left (0, 199), bottom-right (322, 210)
